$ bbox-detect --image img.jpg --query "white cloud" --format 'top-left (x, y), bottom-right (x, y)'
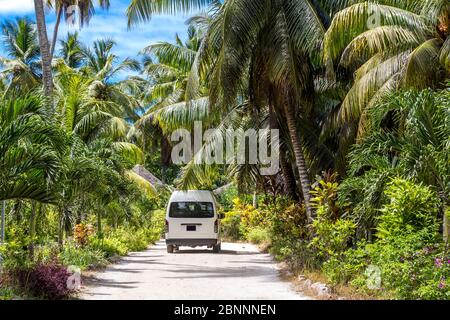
top-left (50, 13), bottom-right (188, 59)
top-left (0, 0), bottom-right (34, 13)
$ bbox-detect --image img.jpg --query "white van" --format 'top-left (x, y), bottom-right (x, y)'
top-left (165, 190), bottom-right (223, 253)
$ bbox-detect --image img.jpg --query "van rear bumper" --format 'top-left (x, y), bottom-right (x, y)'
top-left (166, 238), bottom-right (219, 247)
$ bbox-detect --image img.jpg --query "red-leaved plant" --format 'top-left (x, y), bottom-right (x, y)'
top-left (14, 261), bottom-right (76, 299)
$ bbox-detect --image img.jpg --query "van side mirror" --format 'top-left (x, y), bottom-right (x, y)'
top-left (218, 213), bottom-right (225, 219)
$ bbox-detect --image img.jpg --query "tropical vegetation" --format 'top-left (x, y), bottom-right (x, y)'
top-left (0, 0), bottom-right (449, 299)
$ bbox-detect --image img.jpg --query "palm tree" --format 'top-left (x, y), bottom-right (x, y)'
top-left (34, 0), bottom-right (54, 97)
top-left (139, 26), bottom-right (209, 125)
top-left (0, 33), bottom-right (155, 252)
top-left (33, 0), bottom-right (111, 96)
top-left (0, 95), bottom-right (64, 202)
top-left (46, 0), bottom-right (110, 57)
top-left (192, 0), bottom-right (336, 220)
top-left (58, 32), bottom-right (85, 68)
top-left (53, 45), bottom-right (143, 142)
top-left (134, 26), bottom-right (209, 183)
top-left (137, 27), bottom-right (300, 197)
top-left (51, 48), bottom-right (146, 244)
top-left (127, 0), bottom-right (337, 218)
top-left (0, 18), bottom-right (41, 95)
top-left (80, 38), bottom-right (143, 122)
top-left (323, 0), bottom-right (450, 141)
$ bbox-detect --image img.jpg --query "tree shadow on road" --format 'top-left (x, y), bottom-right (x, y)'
top-left (173, 248), bottom-right (260, 255)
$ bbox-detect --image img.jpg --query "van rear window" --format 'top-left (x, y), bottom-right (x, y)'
top-left (169, 202), bottom-right (214, 218)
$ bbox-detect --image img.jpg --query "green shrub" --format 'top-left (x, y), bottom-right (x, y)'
top-left (322, 243), bottom-right (369, 285)
top-left (310, 215), bottom-right (355, 262)
top-left (364, 234), bottom-right (450, 299)
top-left (221, 209), bottom-right (244, 240)
top-left (217, 185), bottom-right (239, 211)
top-left (246, 227), bottom-right (270, 244)
top-left (0, 230), bottom-right (32, 270)
top-left (269, 200), bottom-right (308, 240)
top-left (322, 179), bottom-right (448, 299)
top-left (310, 176), bottom-right (356, 262)
top-left (120, 229), bottom-right (149, 252)
top-left (268, 197), bottom-right (319, 270)
top-left (59, 242), bottom-right (107, 270)
top-left (87, 210), bottom-right (164, 258)
top-left (90, 236), bottom-right (128, 257)
top-left (148, 209), bottom-right (165, 241)
top-left (377, 178), bottom-right (441, 241)
top-left (270, 238), bottom-right (320, 271)
top-left (0, 285), bottom-right (15, 300)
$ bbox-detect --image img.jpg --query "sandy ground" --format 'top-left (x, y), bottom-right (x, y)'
top-left (80, 240), bottom-right (311, 300)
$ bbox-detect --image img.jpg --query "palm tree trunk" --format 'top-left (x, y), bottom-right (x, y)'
top-left (269, 103), bottom-right (299, 201)
top-left (161, 135), bottom-right (171, 184)
top-left (50, 5), bottom-right (63, 58)
top-left (283, 101), bottom-right (313, 221)
top-left (34, 0), bottom-right (53, 97)
top-left (280, 150), bottom-right (299, 201)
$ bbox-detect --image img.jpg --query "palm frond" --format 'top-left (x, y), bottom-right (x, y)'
top-left (402, 38), bottom-right (442, 88)
top-left (155, 97), bottom-right (210, 132)
top-left (284, 0), bottom-right (327, 58)
top-left (113, 142), bottom-right (144, 164)
top-left (323, 2), bottom-right (430, 64)
top-left (143, 42), bottom-right (196, 73)
top-left (127, 0), bottom-right (214, 26)
top-left (340, 25), bottom-right (426, 68)
top-left (440, 36), bottom-right (450, 72)
top-left (338, 51), bottom-right (408, 123)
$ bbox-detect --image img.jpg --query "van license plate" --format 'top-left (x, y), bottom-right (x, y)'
top-left (186, 225), bottom-right (196, 231)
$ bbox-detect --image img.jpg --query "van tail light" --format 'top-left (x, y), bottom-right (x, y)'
top-left (214, 219), bottom-right (218, 233)
top-left (165, 219), bottom-right (169, 233)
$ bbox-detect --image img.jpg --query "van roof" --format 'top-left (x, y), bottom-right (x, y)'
top-left (169, 190), bottom-right (215, 202)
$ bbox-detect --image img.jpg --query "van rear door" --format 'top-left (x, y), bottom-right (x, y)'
top-left (168, 201), bottom-right (216, 239)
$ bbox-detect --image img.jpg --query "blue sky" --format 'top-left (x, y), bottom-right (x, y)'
top-left (0, 0), bottom-right (189, 79)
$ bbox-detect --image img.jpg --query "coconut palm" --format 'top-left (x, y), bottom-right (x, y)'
top-left (0, 18), bottom-right (41, 95)
top-left (33, 0), bottom-right (53, 96)
top-left (58, 32), bottom-right (85, 68)
top-left (129, 1), bottom-right (338, 217)
top-left (323, 0), bottom-right (450, 141)
top-left (132, 26), bottom-right (210, 183)
top-left (190, 0), bottom-right (338, 220)
top-left (32, 0), bottom-right (111, 96)
top-left (79, 38), bottom-right (144, 122)
top-left (53, 59), bottom-right (142, 143)
top-left (139, 25), bottom-right (209, 129)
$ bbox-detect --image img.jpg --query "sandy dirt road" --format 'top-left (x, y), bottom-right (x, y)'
top-left (80, 240), bottom-right (311, 300)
